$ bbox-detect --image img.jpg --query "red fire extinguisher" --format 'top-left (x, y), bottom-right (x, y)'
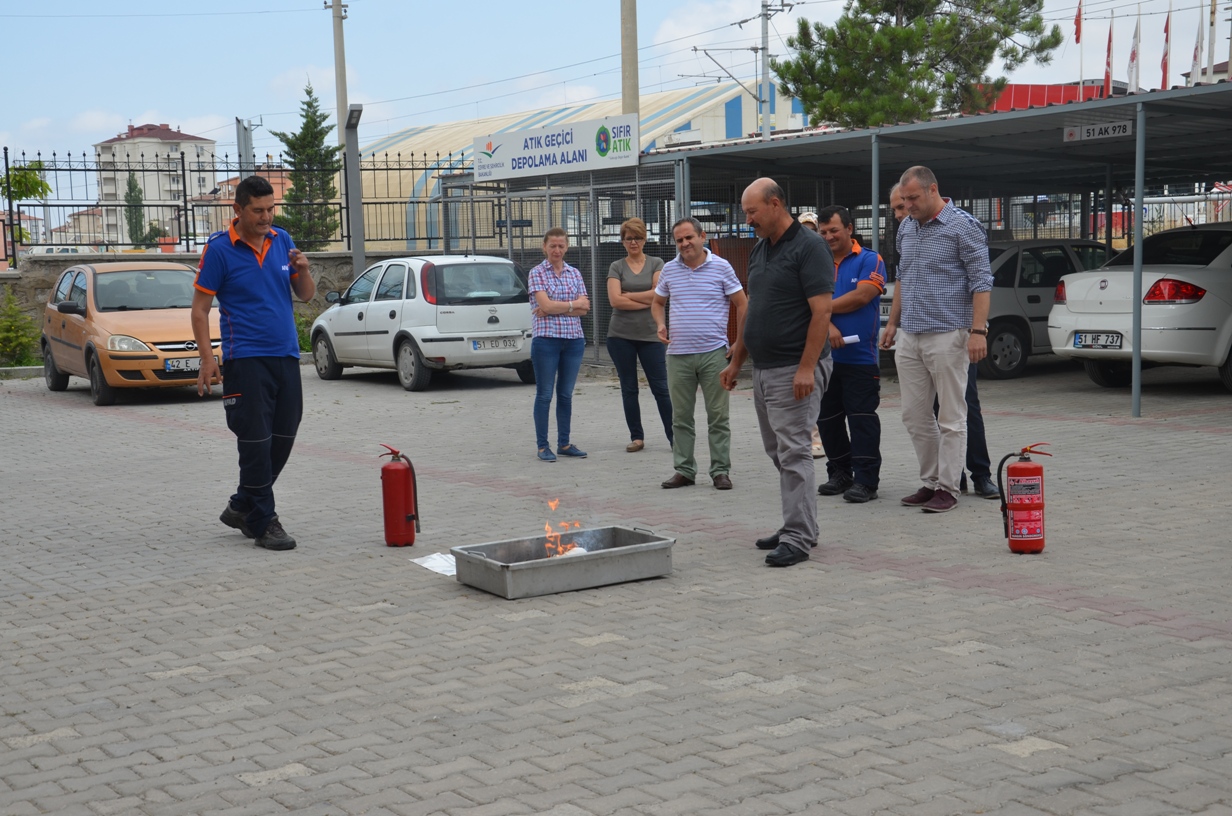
top-left (997, 442), bottom-right (1051, 554)
top-left (379, 444), bottom-right (420, 547)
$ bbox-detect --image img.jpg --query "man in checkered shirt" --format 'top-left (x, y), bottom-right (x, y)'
top-left (880, 166), bottom-right (993, 514)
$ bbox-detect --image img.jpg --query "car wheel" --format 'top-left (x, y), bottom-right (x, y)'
top-left (396, 340), bottom-right (432, 392)
top-left (88, 354), bottom-right (117, 406)
top-left (1219, 348), bottom-right (1232, 393)
top-left (978, 321), bottom-right (1029, 380)
top-left (42, 341), bottom-right (69, 392)
top-left (515, 359), bottom-right (536, 384)
top-left (313, 334), bottom-right (343, 380)
top-left (1083, 359), bottom-right (1132, 388)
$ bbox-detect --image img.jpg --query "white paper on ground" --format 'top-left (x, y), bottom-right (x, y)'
top-left (411, 552), bottom-right (457, 576)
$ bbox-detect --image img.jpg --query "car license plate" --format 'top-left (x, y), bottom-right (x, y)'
top-left (472, 337), bottom-right (518, 351)
top-left (1074, 332), bottom-right (1122, 350)
top-left (165, 356), bottom-right (216, 372)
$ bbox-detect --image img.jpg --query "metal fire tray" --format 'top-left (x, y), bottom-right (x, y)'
top-left (451, 526), bottom-right (674, 599)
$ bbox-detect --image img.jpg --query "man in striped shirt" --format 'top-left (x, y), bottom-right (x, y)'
top-left (880, 166), bottom-right (994, 514)
top-left (651, 217), bottom-right (748, 491)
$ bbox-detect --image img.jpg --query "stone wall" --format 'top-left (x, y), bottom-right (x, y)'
top-left (1, 250), bottom-right (416, 320)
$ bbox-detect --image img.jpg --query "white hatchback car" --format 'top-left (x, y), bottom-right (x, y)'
top-left (1048, 223), bottom-right (1232, 390)
top-left (310, 255), bottom-right (535, 391)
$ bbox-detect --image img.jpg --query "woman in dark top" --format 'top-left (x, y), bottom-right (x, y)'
top-left (606, 218), bottom-right (672, 452)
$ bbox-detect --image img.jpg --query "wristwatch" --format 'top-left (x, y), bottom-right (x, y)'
top-left (969, 327), bottom-right (988, 336)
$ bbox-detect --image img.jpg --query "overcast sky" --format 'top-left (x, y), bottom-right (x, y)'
top-left (0, 0), bottom-right (1221, 162)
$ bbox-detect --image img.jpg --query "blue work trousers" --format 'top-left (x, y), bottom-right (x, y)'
top-left (817, 362), bottom-right (882, 488)
top-left (222, 356), bottom-right (303, 537)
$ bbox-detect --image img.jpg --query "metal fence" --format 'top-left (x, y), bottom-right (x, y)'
top-left (2, 146), bottom-right (454, 260)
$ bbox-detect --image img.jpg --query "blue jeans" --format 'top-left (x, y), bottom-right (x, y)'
top-left (605, 336), bottom-right (673, 443)
top-left (531, 336), bottom-right (585, 450)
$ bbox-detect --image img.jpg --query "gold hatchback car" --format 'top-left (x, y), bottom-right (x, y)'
top-left (41, 261), bottom-right (222, 405)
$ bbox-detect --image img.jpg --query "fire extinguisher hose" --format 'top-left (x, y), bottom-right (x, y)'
top-left (995, 452), bottom-right (1017, 540)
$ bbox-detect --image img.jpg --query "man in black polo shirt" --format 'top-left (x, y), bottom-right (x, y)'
top-left (721, 178), bottom-right (834, 567)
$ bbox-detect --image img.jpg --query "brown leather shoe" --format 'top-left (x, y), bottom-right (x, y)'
top-left (712, 474), bottom-right (733, 490)
top-left (626, 439), bottom-right (645, 452)
top-left (661, 473), bottom-right (695, 489)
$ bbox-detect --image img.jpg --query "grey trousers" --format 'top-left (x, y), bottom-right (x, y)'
top-left (753, 357), bottom-right (833, 554)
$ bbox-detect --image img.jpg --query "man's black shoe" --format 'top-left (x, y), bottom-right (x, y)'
top-left (256, 519), bottom-right (297, 551)
top-left (219, 503), bottom-right (255, 539)
top-left (972, 478), bottom-right (1000, 499)
top-left (765, 542), bottom-right (809, 567)
top-left (843, 483), bottom-right (878, 503)
top-left (755, 532), bottom-right (780, 550)
top-left (817, 474), bottom-right (854, 496)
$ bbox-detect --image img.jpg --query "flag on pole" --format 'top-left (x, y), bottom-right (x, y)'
top-left (1127, 14), bottom-right (1141, 91)
top-left (1161, 5), bottom-right (1171, 89)
top-left (1104, 13), bottom-right (1114, 97)
top-left (1191, 17), bottom-right (1204, 85)
top-left (1074, 0), bottom-right (1082, 43)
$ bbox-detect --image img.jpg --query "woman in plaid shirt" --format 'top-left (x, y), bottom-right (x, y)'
top-left (528, 227), bottom-right (591, 462)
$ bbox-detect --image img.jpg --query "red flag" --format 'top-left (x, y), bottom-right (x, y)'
top-left (1104, 16), bottom-right (1114, 97)
top-left (1161, 10), bottom-right (1171, 89)
top-left (1074, 0), bottom-right (1082, 43)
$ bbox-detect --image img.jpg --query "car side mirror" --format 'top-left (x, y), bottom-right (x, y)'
top-left (57, 301), bottom-right (84, 315)
top-left (325, 291), bottom-right (341, 304)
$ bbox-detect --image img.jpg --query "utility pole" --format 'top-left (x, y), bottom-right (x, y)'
top-left (761, 1), bottom-right (771, 140)
top-left (328, 0), bottom-right (349, 147)
top-left (1207, 0), bottom-right (1217, 83)
top-left (621, 0), bottom-right (639, 117)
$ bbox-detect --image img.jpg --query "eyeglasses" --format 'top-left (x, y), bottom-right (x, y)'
top-left (623, 237), bottom-right (645, 242)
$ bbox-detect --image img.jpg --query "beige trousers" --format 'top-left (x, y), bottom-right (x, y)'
top-left (896, 330), bottom-right (969, 498)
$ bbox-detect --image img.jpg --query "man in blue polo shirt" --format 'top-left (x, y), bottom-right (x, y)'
top-left (190, 176), bottom-right (315, 551)
top-left (814, 205), bottom-right (885, 504)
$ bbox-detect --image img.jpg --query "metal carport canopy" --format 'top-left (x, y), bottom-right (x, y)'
top-left (641, 81), bottom-right (1232, 195)
top-left (643, 81), bottom-right (1232, 418)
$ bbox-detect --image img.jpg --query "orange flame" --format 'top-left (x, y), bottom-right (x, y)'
top-left (544, 499), bottom-right (581, 557)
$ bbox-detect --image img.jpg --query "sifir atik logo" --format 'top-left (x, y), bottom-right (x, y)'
top-left (480, 140), bottom-right (500, 159)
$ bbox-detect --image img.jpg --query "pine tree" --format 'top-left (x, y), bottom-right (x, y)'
top-left (124, 174), bottom-right (146, 246)
top-left (773, 0), bottom-right (1063, 129)
top-left (270, 84), bottom-right (342, 250)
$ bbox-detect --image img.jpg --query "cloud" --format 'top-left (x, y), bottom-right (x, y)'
top-left (70, 110), bottom-right (126, 134)
top-left (21, 117), bottom-right (53, 132)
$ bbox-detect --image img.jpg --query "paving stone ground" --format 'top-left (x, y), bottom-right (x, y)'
top-left (2, 353), bottom-right (1230, 816)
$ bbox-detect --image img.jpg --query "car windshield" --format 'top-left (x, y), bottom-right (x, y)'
top-left (988, 247), bottom-right (1007, 263)
top-left (1107, 230), bottom-right (1232, 267)
top-left (95, 269), bottom-right (204, 311)
top-left (433, 262), bottom-right (528, 305)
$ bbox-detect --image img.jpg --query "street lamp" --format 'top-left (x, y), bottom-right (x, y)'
top-left (344, 104), bottom-right (364, 276)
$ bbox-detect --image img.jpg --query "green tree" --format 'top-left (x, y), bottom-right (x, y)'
top-left (3, 162), bottom-right (53, 266)
top-left (1, 162), bottom-right (52, 206)
top-left (0, 287), bottom-right (39, 366)
top-left (773, 0), bottom-right (1063, 129)
top-left (124, 173), bottom-right (146, 246)
top-left (270, 84), bottom-right (342, 250)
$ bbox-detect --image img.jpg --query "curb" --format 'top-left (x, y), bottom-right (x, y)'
top-left (0, 366), bottom-right (41, 379)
